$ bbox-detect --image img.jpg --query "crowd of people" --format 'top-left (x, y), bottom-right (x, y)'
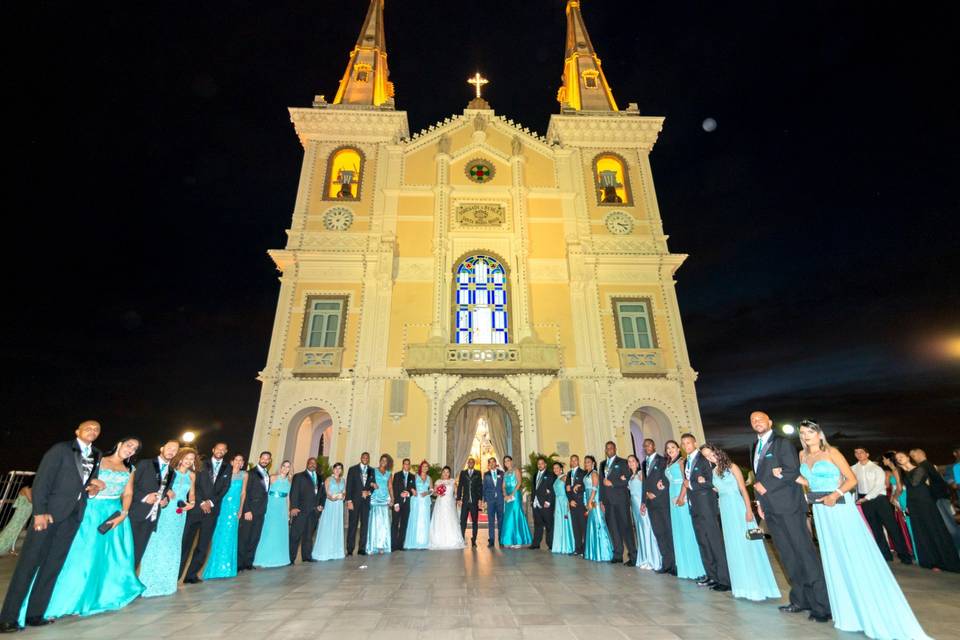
top-left (0, 413), bottom-right (958, 640)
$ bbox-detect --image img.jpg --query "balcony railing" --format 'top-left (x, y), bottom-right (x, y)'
top-left (617, 348), bottom-right (667, 376)
top-left (293, 346), bottom-right (345, 376)
top-left (404, 342), bottom-right (561, 375)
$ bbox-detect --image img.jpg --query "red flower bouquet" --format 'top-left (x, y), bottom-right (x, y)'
top-left (435, 483), bottom-right (447, 497)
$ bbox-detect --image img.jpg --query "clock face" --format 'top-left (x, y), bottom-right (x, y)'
top-left (605, 211), bottom-right (634, 235)
top-left (323, 207), bottom-right (354, 231)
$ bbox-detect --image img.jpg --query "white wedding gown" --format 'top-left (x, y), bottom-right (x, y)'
top-left (428, 479), bottom-right (465, 550)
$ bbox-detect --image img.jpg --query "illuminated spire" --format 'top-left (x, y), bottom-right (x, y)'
top-left (557, 0), bottom-right (618, 112)
top-left (332, 0), bottom-right (395, 108)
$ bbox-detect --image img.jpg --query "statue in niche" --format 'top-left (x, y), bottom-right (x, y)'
top-left (473, 113), bottom-right (486, 133)
top-left (511, 136), bottom-right (523, 157)
top-left (438, 134), bottom-right (451, 155)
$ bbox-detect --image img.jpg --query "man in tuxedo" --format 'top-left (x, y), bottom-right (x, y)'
top-left (482, 457), bottom-right (504, 547)
top-left (600, 441), bottom-right (636, 565)
top-left (853, 447), bottom-right (912, 564)
top-left (289, 456), bottom-right (325, 563)
top-left (457, 457), bottom-right (483, 547)
top-left (0, 421), bottom-right (103, 632)
top-left (752, 413), bottom-right (830, 622)
top-left (391, 458), bottom-right (416, 550)
top-left (130, 439), bottom-right (179, 566)
top-left (640, 439), bottom-right (676, 575)
top-left (682, 433), bottom-right (730, 591)
top-left (529, 457), bottom-right (555, 549)
top-left (238, 451), bottom-right (271, 571)
top-left (345, 452), bottom-right (375, 555)
top-left (181, 442), bottom-right (232, 583)
top-left (565, 454), bottom-right (586, 556)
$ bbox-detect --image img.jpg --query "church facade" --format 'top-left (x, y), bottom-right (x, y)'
top-left (249, 0), bottom-right (705, 470)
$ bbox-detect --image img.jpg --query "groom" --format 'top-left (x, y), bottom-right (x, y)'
top-left (482, 457), bottom-right (504, 547)
top-left (457, 457), bottom-right (483, 547)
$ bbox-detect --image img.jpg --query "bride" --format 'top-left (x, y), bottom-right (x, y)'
top-left (428, 466), bottom-right (465, 550)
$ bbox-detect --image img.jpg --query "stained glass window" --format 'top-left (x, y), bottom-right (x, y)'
top-left (454, 255), bottom-right (508, 344)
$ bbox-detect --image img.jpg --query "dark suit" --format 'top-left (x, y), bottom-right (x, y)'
top-left (1, 440), bottom-right (100, 626)
top-left (565, 467), bottom-right (586, 554)
top-left (181, 456), bottom-right (232, 579)
top-left (289, 469), bottom-right (324, 562)
top-left (457, 469), bottom-right (483, 542)
top-left (238, 465), bottom-right (269, 570)
top-left (531, 469), bottom-right (556, 548)
top-left (752, 433), bottom-right (829, 617)
top-left (642, 453), bottom-right (675, 573)
top-left (391, 470), bottom-right (417, 549)
top-left (482, 470), bottom-right (505, 544)
top-left (345, 463), bottom-right (374, 554)
top-left (130, 457), bottom-right (174, 566)
top-left (685, 451), bottom-right (729, 585)
top-left (599, 455), bottom-right (636, 563)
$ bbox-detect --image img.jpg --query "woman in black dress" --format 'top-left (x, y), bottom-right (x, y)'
top-left (894, 452), bottom-right (960, 572)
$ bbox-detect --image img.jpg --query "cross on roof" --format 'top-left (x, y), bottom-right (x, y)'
top-left (468, 72), bottom-right (489, 99)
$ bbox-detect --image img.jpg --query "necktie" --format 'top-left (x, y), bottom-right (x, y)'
top-left (82, 445), bottom-right (91, 458)
top-left (606, 458), bottom-right (614, 477)
top-left (309, 471), bottom-right (316, 485)
top-left (212, 460), bottom-right (220, 478)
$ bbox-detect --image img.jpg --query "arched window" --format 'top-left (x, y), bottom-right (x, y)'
top-left (454, 255), bottom-right (509, 345)
top-left (325, 147), bottom-right (363, 200)
top-left (593, 153), bottom-right (632, 205)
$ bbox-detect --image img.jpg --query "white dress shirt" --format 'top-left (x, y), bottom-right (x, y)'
top-left (853, 461), bottom-right (886, 501)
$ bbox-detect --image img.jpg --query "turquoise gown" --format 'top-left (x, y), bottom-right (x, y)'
top-left (254, 476), bottom-right (291, 568)
top-left (501, 471), bottom-right (532, 547)
top-left (42, 468), bottom-right (144, 620)
top-left (313, 476), bottom-right (346, 561)
top-left (890, 475), bottom-right (918, 561)
top-left (203, 471), bottom-right (244, 579)
top-left (665, 461), bottom-right (705, 579)
top-left (139, 470), bottom-right (192, 597)
top-left (801, 460), bottom-right (931, 640)
top-left (583, 473), bottom-right (614, 562)
top-left (404, 475), bottom-right (432, 550)
top-left (629, 473), bottom-right (662, 570)
top-left (714, 470), bottom-right (780, 601)
top-left (551, 476), bottom-right (575, 554)
top-left (366, 469), bottom-right (392, 554)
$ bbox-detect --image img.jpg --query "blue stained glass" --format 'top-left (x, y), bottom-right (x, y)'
top-left (454, 254), bottom-right (509, 345)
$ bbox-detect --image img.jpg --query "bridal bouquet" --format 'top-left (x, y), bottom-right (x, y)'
top-left (435, 483), bottom-right (447, 497)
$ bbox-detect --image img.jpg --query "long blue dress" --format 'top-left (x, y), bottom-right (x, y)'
top-left (501, 471), bottom-right (532, 547)
top-left (203, 472), bottom-right (243, 579)
top-left (313, 476), bottom-right (345, 561)
top-left (254, 476), bottom-right (291, 568)
top-left (43, 468), bottom-right (144, 619)
top-left (551, 476), bottom-right (575, 554)
top-left (366, 468), bottom-right (392, 554)
top-left (666, 461), bottom-right (705, 579)
top-left (584, 472), bottom-right (614, 562)
top-left (629, 472), bottom-right (662, 570)
top-left (801, 460), bottom-right (931, 640)
top-left (139, 470), bottom-right (192, 597)
top-left (714, 470), bottom-right (780, 601)
top-left (404, 475), bottom-right (432, 550)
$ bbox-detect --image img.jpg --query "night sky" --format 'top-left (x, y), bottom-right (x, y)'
top-left (5, 1), bottom-right (959, 471)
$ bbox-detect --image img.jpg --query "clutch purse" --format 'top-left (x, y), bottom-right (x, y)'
top-left (97, 511), bottom-right (122, 534)
top-left (745, 527), bottom-right (765, 541)
top-left (805, 491), bottom-right (845, 505)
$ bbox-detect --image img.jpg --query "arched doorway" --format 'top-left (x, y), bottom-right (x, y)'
top-left (445, 391), bottom-right (522, 471)
top-left (629, 406), bottom-right (672, 462)
top-left (283, 407), bottom-right (336, 471)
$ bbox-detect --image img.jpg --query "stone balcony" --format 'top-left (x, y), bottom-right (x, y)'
top-left (404, 341), bottom-right (561, 375)
top-left (617, 348), bottom-right (667, 376)
top-left (292, 346), bottom-right (345, 376)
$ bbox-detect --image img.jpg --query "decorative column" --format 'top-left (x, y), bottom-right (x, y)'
top-left (429, 135), bottom-right (452, 342)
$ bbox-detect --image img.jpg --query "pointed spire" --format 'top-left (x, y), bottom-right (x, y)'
top-left (332, 0), bottom-right (395, 108)
top-left (557, 0), bottom-right (618, 112)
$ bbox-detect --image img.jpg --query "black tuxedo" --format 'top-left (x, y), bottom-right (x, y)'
top-left (457, 468), bottom-right (483, 542)
top-left (565, 467), bottom-right (586, 554)
top-left (130, 457), bottom-right (175, 566)
top-left (752, 433), bottom-right (830, 617)
top-left (181, 456), bottom-right (232, 579)
top-left (289, 469), bottom-right (324, 562)
top-left (391, 470), bottom-right (417, 549)
top-left (599, 455), bottom-right (636, 562)
top-left (530, 469), bottom-right (556, 548)
top-left (642, 453), bottom-right (675, 573)
top-left (685, 452), bottom-right (729, 585)
top-left (345, 463), bottom-right (375, 554)
top-left (1, 440), bottom-right (100, 625)
top-left (238, 465), bottom-right (270, 570)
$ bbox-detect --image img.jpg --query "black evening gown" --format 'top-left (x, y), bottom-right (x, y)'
top-left (905, 467), bottom-right (960, 572)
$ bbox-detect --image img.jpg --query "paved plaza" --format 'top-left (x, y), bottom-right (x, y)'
top-left (1, 537), bottom-right (957, 639)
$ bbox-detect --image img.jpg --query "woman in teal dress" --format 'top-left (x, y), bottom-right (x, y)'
top-left (42, 437), bottom-right (144, 621)
top-left (404, 461), bottom-right (433, 550)
top-left (0, 487), bottom-right (31, 555)
top-left (366, 455), bottom-right (393, 554)
top-left (313, 463), bottom-right (346, 561)
top-left (797, 422), bottom-right (931, 640)
top-left (700, 444), bottom-right (779, 601)
top-left (883, 453), bottom-right (917, 561)
top-left (203, 454), bottom-right (247, 580)
top-left (627, 455), bottom-right (661, 570)
top-left (500, 456), bottom-right (532, 548)
top-left (139, 448), bottom-right (196, 597)
top-left (551, 461), bottom-right (574, 554)
top-left (664, 440), bottom-right (705, 580)
top-left (254, 460), bottom-right (292, 568)
top-left (583, 455), bottom-right (613, 562)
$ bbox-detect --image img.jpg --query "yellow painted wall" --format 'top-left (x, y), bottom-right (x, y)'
top-left (386, 283), bottom-right (433, 367)
top-left (379, 382), bottom-right (431, 462)
top-left (528, 222), bottom-right (567, 258)
top-left (524, 147), bottom-right (557, 189)
top-left (536, 380), bottom-right (586, 456)
top-left (529, 283), bottom-right (576, 367)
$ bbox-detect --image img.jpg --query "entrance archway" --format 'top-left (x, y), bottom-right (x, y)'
top-left (444, 391), bottom-right (522, 471)
top-left (283, 407), bottom-right (336, 470)
top-left (629, 406), bottom-right (672, 462)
